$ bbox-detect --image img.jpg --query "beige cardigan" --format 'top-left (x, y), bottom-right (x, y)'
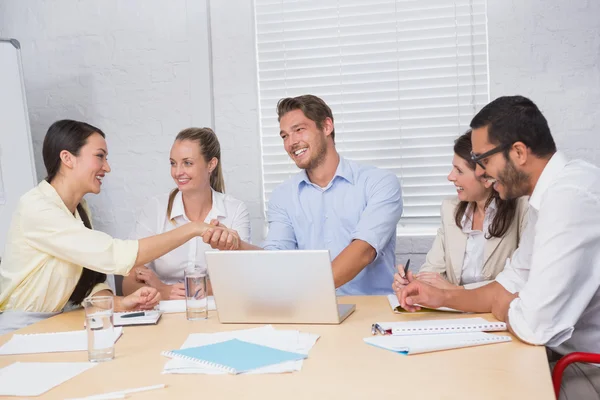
top-left (420, 196), bottom-right (530, 289)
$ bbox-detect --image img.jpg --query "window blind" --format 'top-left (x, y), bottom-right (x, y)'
top-left (254, 0), bottom-right (489, 235)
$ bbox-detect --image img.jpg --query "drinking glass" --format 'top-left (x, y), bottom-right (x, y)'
top-left (185, 266), bottom-right (208, 320)
top-left (83, 296), bottom-right (115, 362)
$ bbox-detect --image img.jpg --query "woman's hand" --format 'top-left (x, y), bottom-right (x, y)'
top-left (135, 266), bottom-right (164, 289)
top-left (201, 220), bottom-right (240, 250)
top-left (415, 272), bottom-right (461, 290)
top-left (118, 286), bottom-right (161, 311)
top-left (163, 283), bottom-right (186, 300)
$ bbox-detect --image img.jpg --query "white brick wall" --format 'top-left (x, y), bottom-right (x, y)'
top-left (1, 0), bottom-right (599, 272)
top-left (0, 0), bottom-right (213, 239)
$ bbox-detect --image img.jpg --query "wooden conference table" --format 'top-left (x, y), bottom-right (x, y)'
top-left (0, 296), bottom-right (554, 399)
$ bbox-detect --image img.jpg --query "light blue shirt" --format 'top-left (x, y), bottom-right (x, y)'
top-left (263, 157), bottom-right (403, 295)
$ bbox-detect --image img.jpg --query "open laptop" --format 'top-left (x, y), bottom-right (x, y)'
top-left (205, 250), bottom-right (355, 324)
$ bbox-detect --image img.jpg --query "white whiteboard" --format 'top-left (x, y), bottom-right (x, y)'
top-left (0, 39), bottom-right (37, 257)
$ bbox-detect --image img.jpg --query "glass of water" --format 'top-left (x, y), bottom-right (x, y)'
top-left (185, 266), bottom-right (208, 320)
top-left (83, 296), bottom-right (115, 362)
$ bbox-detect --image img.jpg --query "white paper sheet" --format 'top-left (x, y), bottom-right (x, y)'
top-left (0, 362), bottom-right (96, 396)
top-left (0, 327), bottom-right (123, 355)
top-left (158, 297), bottom-right (216, 313)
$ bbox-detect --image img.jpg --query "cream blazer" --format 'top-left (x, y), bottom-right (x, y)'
top-left (420, 196), bottom-right (530, 289)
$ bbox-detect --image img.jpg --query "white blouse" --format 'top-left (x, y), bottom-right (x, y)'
top-left (460, 199), bottom-right (497, 285)
top-left (131, 189), bottom-right (251, 284)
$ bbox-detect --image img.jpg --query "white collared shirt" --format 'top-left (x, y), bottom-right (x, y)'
top-left (131, 189), bottom-right (250, 284)
top-left (495, 151), bottom-right (600, 354)
top-left (460, 200), bottom-right (497, 285)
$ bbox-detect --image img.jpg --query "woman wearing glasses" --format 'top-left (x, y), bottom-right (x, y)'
top-left (393, 130), bottom-right (529, 294)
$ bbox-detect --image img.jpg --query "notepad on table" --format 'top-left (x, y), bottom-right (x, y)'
top-left (114, 310), bottom-right (163, 326)
top-left (387, 294), bottom-right (463, 313)
top-left (374, 317), bottom-right (506, 336)
top-left (158, 297), bottom-right (216, 314)
top-left (0, 327), bottom-right (123, 355)
top-left (0, 362), bottom-right (96, 396)
top-left (364, 332), bottom-right (511, 355)
top-left (163, 325), bottom-right (319, 375)
top-left (162, 338), bottom-right (308, 374)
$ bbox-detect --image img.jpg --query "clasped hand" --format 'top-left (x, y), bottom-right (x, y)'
top-left (200, 220), bottom-right (241, 250)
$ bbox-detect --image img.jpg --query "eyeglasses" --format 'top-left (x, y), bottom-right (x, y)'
top-left (470, 144), bottom-right (511, 170)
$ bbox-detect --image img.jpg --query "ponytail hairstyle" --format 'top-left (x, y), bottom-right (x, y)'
top-left (452, 130), bottom-right (518, 239)
top-left (166, 128), bottom-right (224, 222)
top-left (43, 120), bottom-right (108, 305)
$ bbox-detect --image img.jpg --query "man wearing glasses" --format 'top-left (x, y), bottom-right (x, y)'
top-left (398, 95), bottom-right (600, 399)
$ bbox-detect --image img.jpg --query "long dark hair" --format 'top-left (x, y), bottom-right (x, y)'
top-left (43, 120), bottom-right (107, 305)
top-left (453, 130), bottom-right (518, 239)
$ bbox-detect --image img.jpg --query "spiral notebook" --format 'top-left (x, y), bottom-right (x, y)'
top-left (162, 338), bottom-right (308, 374)
top-left (374, 317), bottom-right (507, 336)
top-left (364, 332), bottom-right (512, 355)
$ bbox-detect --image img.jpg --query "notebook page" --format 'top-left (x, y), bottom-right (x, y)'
top-left (377, 317), bottom-right (506, 335)
top-left (158, 297), bottom-right (216, 313)
top-left (0, 327), bottom-right (123, 355)
top-left (0, 362), bottom-right (96, 396)
top-left (364, 332), bottom-right (512, 355)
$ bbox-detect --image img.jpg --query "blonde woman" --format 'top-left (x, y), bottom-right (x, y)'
top-left (122, 128), bottom-right (251, 299)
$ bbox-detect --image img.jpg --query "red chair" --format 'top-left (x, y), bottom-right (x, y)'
top-left (552, 352), bottom-right (600, 398)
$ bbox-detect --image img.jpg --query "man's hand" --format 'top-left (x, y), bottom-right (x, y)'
top-left (399, 280), bottom-right (446, 312)
top-left (491, 289), bottom-right (518, 322)
top-left (120, 287), bottom-right (161, 311)
top-left (415, 272), bottom-right (462, 290)
top-left (202, 220), bottom-right (240, 250)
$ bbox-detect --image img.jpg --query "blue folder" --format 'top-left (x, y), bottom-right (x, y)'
top-left (163, 338), bottom-right (308, 374)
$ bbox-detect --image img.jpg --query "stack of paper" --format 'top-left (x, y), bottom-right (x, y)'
top-left (365, 332), bottom-right (511, 355)
top-left (163, 325), bottom-right (319, 374)
top-left (365, 318), bottom-right (511, 355)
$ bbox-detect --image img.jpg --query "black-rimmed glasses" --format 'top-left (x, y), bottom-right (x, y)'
top-left (470, 144), bottom-right (511, 170)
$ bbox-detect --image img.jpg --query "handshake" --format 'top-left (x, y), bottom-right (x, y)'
top-left (198, 220), bottom-right (241, 250)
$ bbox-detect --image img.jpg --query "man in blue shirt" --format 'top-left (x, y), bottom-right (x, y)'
top-left (205, 95), bottom-right (403, 295)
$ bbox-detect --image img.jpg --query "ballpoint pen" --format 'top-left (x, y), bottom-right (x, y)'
top-left (403, 258), bottom-right (411, 279)
top-left (120, 311), bottom-right (146, 318)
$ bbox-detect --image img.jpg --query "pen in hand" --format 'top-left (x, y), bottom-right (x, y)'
top-left (403, 258), bottom-right (411, 280)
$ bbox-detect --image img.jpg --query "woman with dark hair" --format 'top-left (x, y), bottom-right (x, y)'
top-left (393, 130), bottom-right (529, 294)
top-left (0, 120), bottom-right (233, 333)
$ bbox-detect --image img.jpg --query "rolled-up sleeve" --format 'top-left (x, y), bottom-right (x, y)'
top-left (22, 202), bottom-right (139, 276)
top-left (90, 282), bottom-right (113, 296)
top-left (505, 187), bottom-right (600, 346)
top-left (262, 185), bottom-right (297, 250)
top-left (351, 171), bottom-right (403, 259)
